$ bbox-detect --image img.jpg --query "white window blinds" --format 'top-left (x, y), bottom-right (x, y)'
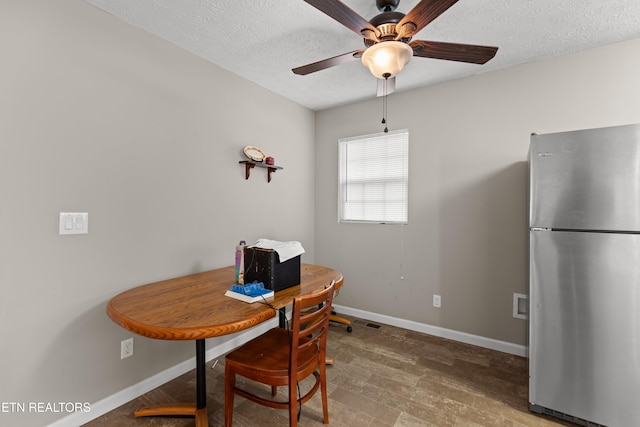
top-left (338, 129), bottom-right (409, 224)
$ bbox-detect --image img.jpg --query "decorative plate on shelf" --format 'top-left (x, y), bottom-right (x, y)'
top-left (243, 146), bottom-right (266, 162)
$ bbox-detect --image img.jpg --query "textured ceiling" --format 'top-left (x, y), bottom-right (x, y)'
top-left (84, 0), bottom-right (640, 111)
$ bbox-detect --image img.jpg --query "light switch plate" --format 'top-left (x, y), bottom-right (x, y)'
top-left (59, 212), bottom-right (88, 235)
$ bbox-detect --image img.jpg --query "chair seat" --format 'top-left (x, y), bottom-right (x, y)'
top-left (226, 328), bottom-right (319, 384)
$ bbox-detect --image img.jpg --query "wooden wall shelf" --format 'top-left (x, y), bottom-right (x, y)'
top-left (239, 160), bottom-right (283, 183)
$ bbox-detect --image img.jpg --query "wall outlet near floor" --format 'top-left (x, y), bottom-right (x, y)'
top-left (513, 293), bottom-right (528, 319)
top-left (121, 338), bottom-right (134, 359)
top-left (433, 294), bottom-right (442, 308)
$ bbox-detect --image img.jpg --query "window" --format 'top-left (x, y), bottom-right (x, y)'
top-left (338, 129), bottom-right (409, 224)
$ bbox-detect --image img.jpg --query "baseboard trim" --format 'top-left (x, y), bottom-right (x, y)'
top-left (47, 318), bottom-right (278, 427)
top-left (332, 304), bottom-right (527, 358)
top-left (51, 308), bottom-right (525, 426)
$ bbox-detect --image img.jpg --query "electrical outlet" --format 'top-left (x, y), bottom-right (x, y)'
top-left (513, 293), bottom-right (528, 319)
top-left (433, 294), bottom-right (441, 308)
top-left (121, 338), bottom-right (134, 359)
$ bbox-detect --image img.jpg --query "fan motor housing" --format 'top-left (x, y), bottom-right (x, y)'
top-left (365, 11), bottom-right (412, 47)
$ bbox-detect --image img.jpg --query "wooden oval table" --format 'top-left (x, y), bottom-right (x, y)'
top-left (107, 263), bottom-right (343, 426)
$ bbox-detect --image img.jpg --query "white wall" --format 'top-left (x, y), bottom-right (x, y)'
top-left (0, 1), bottom-right (315, 426)
top-left (315, 37), bottom-right (640, 346)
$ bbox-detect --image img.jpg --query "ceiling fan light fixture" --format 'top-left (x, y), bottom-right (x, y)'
top-left (361, 41), bottom-right (413, 79)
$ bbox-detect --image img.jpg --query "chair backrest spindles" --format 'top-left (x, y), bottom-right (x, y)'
top-left (289, 281), bottom-right (335, 373)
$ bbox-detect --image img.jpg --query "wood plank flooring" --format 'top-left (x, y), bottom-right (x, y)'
top-left (84, 316), bottom-right (571, 426)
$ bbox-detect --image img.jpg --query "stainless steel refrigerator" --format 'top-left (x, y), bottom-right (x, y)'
top-left (529, 123), bottom-right (640, 427)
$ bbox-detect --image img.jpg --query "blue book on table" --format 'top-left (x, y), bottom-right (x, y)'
top-left (224, 282), bottom-right (274, 303)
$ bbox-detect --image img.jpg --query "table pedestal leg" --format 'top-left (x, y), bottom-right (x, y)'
top-left (134, 339), bottom-right (209, 427)
top-left (195, 339), bottom-right (206, 410)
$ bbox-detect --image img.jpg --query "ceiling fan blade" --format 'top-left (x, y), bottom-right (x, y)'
top-left (377, 76), bottom-right (396, 97)
top-left (410, 40), bottom-right (498, 64)
top-left (292, 49), bottom-right (365, 75)
top-left (397, 0), bottom-right (460, 38)
top-left (303, 0), bottom-right (378, 39)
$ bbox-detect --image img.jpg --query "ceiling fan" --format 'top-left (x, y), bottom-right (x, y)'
top-left (293, 0), bottom-right (499, 95)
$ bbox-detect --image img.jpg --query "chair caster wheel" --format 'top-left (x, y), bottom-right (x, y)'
top-left (346, 326), bottom-right (353, 333)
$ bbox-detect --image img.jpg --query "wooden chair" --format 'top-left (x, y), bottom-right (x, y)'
top-left (224, 281), bottom-right (336, 427)
top-left (329, 277), bottom-right (352, 333)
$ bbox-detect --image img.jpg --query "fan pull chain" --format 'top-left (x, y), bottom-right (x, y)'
top-left (382, 74), bottom-right (389, 133)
